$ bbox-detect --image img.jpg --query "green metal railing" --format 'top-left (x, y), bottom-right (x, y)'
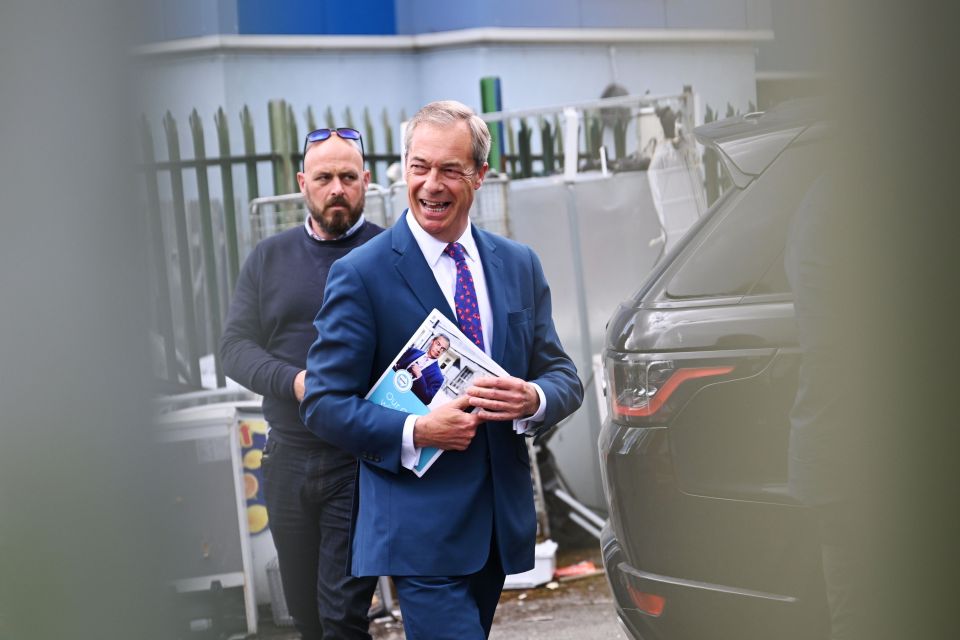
top-left (140, 101), bottom-right (402, 390)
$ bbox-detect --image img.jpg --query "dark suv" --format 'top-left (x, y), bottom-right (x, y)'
top-left (599, 100), bottom-right (829, 639)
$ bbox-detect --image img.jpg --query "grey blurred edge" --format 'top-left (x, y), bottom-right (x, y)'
top-left (0, 2), bottom-right (176, 640)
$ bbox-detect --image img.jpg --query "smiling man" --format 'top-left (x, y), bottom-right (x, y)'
top-left (301, 101), bottom-right (583, 639)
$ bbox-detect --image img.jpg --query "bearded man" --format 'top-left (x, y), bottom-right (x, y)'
top-left (220, 127), bottom-right (383, 640)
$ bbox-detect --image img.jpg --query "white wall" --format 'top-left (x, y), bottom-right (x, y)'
top-left (137, 51), bottom-right (420, 156)
top-left (414, 42), bottom-right (757, 119)
top-left (136, 39), bottom-right (759, 164)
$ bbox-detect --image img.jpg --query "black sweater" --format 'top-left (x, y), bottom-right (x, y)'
top-left (220, 221), bottom-right (383, 448)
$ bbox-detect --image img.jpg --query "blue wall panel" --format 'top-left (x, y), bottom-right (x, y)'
top-left (395, 1), bottom-right (486, 35)
top-left (665, 0), bottom-right (750, 29)
top-left (237, 0), bottom-right (396, 35)
top-left (484, 0), bottom-right (581, 28)
top-left (327, 0), bottom-right (396, 35)
top-left (237, 0), bottom-right (325, 34)
top-left (580, 0), bottom-right (666, 29)
top-left (141, 0), bottom-right (232, 42)
top-left (145, 0), bottom-right (771, 41)
top-left (396, 1), bottom-right (768, 34)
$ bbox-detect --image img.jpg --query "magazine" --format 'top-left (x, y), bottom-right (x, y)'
top-left (365, 308), bottom-right (507, 477)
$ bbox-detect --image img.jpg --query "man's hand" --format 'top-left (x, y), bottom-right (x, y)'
top-left (413, 396), bottom-right (481, 451)
top-left (409, 363), bottom-right (422, 379)
top-left (293, 370), bottom-right (306, 402)
top-left (467, 376), bottom-right (540, 422)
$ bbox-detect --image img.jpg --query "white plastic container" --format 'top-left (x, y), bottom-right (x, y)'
top-left (503, 539), bottom-right (558, 589)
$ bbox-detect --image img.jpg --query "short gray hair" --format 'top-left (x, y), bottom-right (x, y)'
top-left (404, 100), bottom-right (491, 170)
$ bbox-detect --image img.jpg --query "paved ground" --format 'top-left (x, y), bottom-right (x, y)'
top-left (255, 544), bottom-right (626, 640)
top-left (488, 573), bottom-right (626, 640)
top-left (368, 573), bottom-right (625, 640)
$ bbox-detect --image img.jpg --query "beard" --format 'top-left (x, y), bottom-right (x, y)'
top-left (308, 193), bottom-right (365, 238)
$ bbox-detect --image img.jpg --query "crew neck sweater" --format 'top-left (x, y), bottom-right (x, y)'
top-left (220, 221), bottom-right (383, 448)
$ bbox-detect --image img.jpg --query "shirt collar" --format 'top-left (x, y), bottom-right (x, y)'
top-left (405, 210), bottom-right (479, 268)
top-left (304, 213), bottom-right (365, 242)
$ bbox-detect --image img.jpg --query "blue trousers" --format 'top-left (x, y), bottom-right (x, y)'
top-left (262, 436), bottom-right (377, 640)
top-left (393, 537), bottom-right (506, 640)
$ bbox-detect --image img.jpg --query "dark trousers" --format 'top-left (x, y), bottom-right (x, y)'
top-left (262, 437), bottom-right (377, 640)
top-left (393, 537), bottom-right (506, 640)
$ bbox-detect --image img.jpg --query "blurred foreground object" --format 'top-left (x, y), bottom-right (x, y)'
top-left (0, 2), bottom-right (175, 639)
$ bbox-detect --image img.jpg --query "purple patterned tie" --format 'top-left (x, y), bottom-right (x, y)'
top-left (444, 242), bottom-right (485, 350)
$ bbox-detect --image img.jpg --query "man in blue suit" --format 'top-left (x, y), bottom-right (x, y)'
top-left (392, 334), bottom-right (450, 405)
top-left (301, 100), bottom-right (583, 639)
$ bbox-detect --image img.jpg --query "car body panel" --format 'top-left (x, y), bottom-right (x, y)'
top-left (599, 100), bottom-right (830, 639)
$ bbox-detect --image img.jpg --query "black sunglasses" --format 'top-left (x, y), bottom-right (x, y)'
top-left (301, 128), bottom-right (364, 168)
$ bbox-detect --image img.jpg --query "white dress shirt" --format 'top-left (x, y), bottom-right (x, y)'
top-left (400, 212), bottom-right (546, 470)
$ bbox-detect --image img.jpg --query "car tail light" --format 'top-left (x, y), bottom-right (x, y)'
top-left (604, 352), bottom-right (733, 427)
top-left (626, 585), bottom-right (666, 617)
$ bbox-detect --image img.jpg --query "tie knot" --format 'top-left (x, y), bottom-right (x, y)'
top-left (444, 242), bottom-right (467, 264)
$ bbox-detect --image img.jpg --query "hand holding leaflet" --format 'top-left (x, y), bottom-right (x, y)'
top-left (465, 375), bottom-right (543, 424)
top-left (411, 396), bottom-right (478, 452)
top-left (365, 308), bottom-right (507, 477)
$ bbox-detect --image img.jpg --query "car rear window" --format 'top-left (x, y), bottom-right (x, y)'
top-left (664, 139), bottom-right (823, 300)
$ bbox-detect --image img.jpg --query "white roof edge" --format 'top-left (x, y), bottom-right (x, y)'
top-left (134, 28), bottom-right (775, 57)
top-left (414, 27), bottom-right (774, 46)
top-left (755, 70), bottom-right (823, 81)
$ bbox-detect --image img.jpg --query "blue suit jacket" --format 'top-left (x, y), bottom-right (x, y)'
top-left (301, 213), bottom-right (583, 577)
top-left (392, 346), bottom-right (444, 405)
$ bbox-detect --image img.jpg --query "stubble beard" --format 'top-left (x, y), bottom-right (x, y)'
top-left (309, 193), bottom-right (365, 238)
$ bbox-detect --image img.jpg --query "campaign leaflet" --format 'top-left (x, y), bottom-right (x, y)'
top-left (365, 308), bottom-right (507, 477)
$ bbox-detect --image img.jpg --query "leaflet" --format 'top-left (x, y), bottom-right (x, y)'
top-left (365, 308), bottom-right (507, 477)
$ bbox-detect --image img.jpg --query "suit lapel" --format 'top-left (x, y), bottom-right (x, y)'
top-left (473, 226), bottom-right (507, 363)
top-left (391, 212), bottom-right (458, 326)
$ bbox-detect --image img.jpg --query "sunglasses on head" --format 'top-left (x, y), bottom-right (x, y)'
top-left (302, 128), bottom-right (364, 168)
